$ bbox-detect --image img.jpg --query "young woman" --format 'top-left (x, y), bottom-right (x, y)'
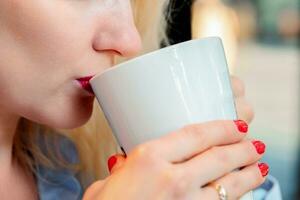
top-left (0, 0), bottom-right (267, 199)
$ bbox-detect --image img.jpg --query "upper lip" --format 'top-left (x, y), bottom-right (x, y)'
top-left (76, 75), bottom-right (94, 82)
top-left (76, 75), bottom-right (95, 95)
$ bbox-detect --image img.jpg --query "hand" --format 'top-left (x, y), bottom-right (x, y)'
top-left (83, 120), bottom-right (267, 200)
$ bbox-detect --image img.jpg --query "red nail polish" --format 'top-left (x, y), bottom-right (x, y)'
top-left (258, 163), bottom-right (269, 177)
top-left (234, 120), bottom-right (248, 133)
top-left (108, 156), bottom-right (117, 173)
top-left (252, 140), bottom-right (266, 154)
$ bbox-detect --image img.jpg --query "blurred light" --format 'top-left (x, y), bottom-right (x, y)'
top-left (191, 0), bottom-right (240, 74)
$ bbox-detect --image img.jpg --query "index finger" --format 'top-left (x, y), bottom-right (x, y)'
top-left (149, 120), bottom-right (248, 163)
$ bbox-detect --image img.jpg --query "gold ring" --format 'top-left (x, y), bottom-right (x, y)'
top-left (210, 183), bottom-right (228, 200)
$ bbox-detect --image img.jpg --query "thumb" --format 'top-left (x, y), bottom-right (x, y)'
top-left (82, 179), bottom-right (106, 200)
top-left (107, 154), bottom-right (126, 174)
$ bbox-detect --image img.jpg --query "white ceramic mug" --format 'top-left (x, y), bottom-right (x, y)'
top-left (90, 37), bottom-right (252, 200)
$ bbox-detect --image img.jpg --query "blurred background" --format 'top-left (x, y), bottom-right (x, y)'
top-left (225, 1), bottom-right (299, 199)
top-left (166, 0), bottom-right (299, 199)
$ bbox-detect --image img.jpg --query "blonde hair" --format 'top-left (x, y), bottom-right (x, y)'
top-left (14, 0), bottom-right (170, 189)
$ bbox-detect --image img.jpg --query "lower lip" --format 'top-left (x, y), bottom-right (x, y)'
top-left (76, 76), bottom-right (95, 95)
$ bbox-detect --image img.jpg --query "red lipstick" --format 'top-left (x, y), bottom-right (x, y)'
top-left (76, 76), bottom-right (94, 95)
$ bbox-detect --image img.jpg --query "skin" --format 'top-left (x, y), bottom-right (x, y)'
top-left (0, 0), bottom-right (260, 199)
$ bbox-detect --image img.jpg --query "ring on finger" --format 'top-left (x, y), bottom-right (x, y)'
top-left (209, 183), bottom-right (228, 200)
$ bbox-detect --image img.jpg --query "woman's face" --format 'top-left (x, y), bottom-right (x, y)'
top-left (0, 0), bottom-right (141, 129)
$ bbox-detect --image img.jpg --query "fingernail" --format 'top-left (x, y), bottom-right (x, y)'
top-left (107, 155), bottom-right (117, 173)
top-left (258, 163), bottom-right (269, 177)
top-left (234, 120), bottom-right (248, 133)
top-left (252, 140), bottom-right (266, 154)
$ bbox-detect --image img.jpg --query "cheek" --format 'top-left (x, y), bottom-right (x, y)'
top-left (3, 0), bottom-right (90, 71)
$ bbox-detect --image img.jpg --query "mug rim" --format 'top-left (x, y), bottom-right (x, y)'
top-left (91, 36), bottom-right (221, 82)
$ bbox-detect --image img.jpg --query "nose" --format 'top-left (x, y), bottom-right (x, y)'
top-left (92, 5), bottom-right (142, 58)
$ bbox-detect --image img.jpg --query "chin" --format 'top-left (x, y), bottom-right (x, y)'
top-left (43, 98), bottom-right (95, 129)
top-left (54, 112), bottom-right (92, 129)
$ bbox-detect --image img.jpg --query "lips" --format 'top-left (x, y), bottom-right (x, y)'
top-left (76, 76), bottom-right (94, 95)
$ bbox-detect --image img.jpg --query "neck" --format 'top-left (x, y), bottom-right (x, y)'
top-left (0, 108), bottom-right (20, 167)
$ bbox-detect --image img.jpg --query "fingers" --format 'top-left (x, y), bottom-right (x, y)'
top-left (144, 120), bottom-right (248, 162)
top-left (181, 140), bottom-right (266, 186)
top-left (230, 75), bottom-right (245, 98)
top-left (235, 98), bottom-right (255, 124)
top-left (107, 154), bottom-right (126, 174)
top-left (202, 162), bottom-right (269, 200)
